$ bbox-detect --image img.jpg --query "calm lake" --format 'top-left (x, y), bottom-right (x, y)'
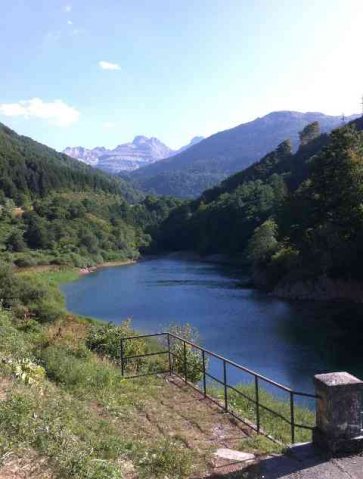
top-left (62, 257), bottom-right (363, 395)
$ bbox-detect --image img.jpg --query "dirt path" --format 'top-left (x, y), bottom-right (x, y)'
top-left (96, 374), bottom-right (259, 477)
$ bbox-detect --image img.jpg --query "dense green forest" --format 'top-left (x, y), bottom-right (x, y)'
top-left (156, 118), bottom-right (363, 289)
top-left (0, 122), bottom-right (181, 268)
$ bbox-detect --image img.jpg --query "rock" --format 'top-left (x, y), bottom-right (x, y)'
top-left (213, 448), bottom-right (255, 462)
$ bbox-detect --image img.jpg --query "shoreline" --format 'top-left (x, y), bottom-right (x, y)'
top-left (79, 258), bottom-right (136, 275)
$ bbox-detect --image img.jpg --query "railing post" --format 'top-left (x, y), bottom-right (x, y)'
top-left (183, 341), bottom-right (187, 382)
top-left (255, 376), bottom-right (260, 433)
top-left (223, 360), bottom-right (228, 412)
top-left (167, 333), bottom-right (172, 375)
top-left (120, 338), bottom-right (125, 377)
top-left (290, 391), bottom-right (295, 444)
top-left (202, 350), bottom-right (207, 397)
top-left (313, 372), bottom-right (363, 454)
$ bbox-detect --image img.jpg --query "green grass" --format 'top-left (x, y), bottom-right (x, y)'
top-left (211, 383), bottom-right (315, 445)
top-left (0, 307), bottom-right (195, 478)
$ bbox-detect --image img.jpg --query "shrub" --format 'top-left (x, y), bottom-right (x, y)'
top-left (10, 358), bottom-right (46, 386)
top-left (168, 324), bottom-right (205, 383)
top-left (40, 346), bottom-right (119, 391)
top-left (86, 320), bottom-right (146, 362)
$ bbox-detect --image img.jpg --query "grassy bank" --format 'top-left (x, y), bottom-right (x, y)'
top-left (0, 264), bottom-right (317, 478)
top-left (0, 265), bottom-right (198, 478)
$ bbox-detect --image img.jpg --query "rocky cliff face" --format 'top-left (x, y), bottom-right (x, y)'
top-left (63, 136), bottom-right (173, 173)
top-left (63, 136), bottom-right (204, 174)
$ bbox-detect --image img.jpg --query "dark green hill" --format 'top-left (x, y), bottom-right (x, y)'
top-left (0, 122), bottom-right (141, 204)
top-left (0, 123), bottom-right (179, 267)
top-left (130, 111), bottom-right (358, 198)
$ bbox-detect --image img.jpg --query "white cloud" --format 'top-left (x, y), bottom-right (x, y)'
top-left (67, 20), bottom-right (73, 25)
top-left (64, 4), bottom-right (72, 13)
top-left (0, 98), bottom-right (80, 127)
top-left (99, 60), bottom-right (121, 71)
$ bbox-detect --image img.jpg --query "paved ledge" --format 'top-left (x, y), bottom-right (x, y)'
top-left (250, 443), bottom-right (363, 479)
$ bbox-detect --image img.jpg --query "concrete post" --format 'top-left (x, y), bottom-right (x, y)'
top-left (313, 372), bottom-right (363, 454)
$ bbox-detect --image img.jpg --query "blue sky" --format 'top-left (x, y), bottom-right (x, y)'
top-left (0, 0), bottom-right (362, 151)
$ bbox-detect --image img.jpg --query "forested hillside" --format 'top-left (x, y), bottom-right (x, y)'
top-left (0, 123), bottom-right (180, 268)
top-left (129, 112), bottom-right (358, 198)
top-left (156, 118), bottom-right (363, 293)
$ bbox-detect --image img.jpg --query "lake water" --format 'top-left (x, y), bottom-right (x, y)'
top-left (62, 257), bottom-right (363, 396)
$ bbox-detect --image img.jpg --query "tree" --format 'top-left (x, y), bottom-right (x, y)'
top-left (23, 213), bottom-right (50, 249)
top-left (5, 230), bottom-right (27, 252)
top-left (309, 125), bottom-right (363, 234)
top-left (247, 219), bottom-right (278, 265)
top-left (299, 121), bottom-right (320, 147)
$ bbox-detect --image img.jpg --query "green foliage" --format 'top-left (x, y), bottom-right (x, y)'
top-left (0, 122), bottom-right (182, 268)
top-left (158, 119), bottom-right (363, 289)
top-left (86, 320), bottom-right (147, 362)
top-left (169, 324), bottom-right (205, 383)
top-left (213, 383), bottom-right (314, 445)
top-left (0, 385), bottom-right (125, 479)
top-left (247, 219), bottom-right (278, 265)
top-left (137, 439), bottom-right (193, 478)
top-left (0, 122), bottom-right (139, 202)
top-left (7, 358), bottom-right (46, 385)
top-left (40, 346), bottom-right (119, 390)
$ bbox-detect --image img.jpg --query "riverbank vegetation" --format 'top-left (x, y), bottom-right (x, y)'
top-left (155, 118), bottom-right (363, 298)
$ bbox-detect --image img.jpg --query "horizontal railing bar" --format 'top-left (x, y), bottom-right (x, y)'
top-left (122, 332), bottom-right (317, 399)
top-left (171, 367), bottom-right (305, 428)
top-left (228, 384), bottom-right (257, 402)
top-left (226, 385), bottom-right (292, 425)
top-left (204, 371), bottom-right (226, 386)
top-left (293, 423), bottom-right (315, 431)
top-left (122, 370), bottom-right (170, 379)
top-left (165, 332), bottom-right (295, 392)
top-left (172, 371), bottom-right (284, 446)
top-left (122, 333), bottom-right (167, 341)
top-left (123, 351), bottom-right (168, 360)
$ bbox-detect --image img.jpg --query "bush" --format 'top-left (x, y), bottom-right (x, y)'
top-left (86, 320), bottom-right (146, 362)
top-left (168, 324), bottom-right (205, 383)
top-left (40, 346), bottom-right (119, 390)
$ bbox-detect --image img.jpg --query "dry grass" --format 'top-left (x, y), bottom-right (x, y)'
top-left (0, 450), bottom-right (53, 479)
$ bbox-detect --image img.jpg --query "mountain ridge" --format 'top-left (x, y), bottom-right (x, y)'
top-left (130, 111), bottom-right (359, 197)
top-left (64, 135), bottom-right (204, 174)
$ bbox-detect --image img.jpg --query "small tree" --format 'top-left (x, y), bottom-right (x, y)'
top-left (5, 230), bottom-right (27, 252)
top-left (168, 324), bottom-right (205, 383)
top-left (247, 219), bottom-right (278, 266)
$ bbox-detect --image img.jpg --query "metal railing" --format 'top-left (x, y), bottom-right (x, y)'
top-left (120, 332), bottom-right (318, 445)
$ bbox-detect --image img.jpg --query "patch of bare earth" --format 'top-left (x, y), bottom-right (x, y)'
top-left (0, 451), bottom-right (53, 479)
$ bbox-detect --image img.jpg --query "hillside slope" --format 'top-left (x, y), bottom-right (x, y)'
top-left (0, 122), bottom-right (141, 203)
top-left (156, 117), bottom-right (363, 295)
top-left (0, 122), bottom-right (180, 268)
top-left (130, 112), bottom-right (358, 197)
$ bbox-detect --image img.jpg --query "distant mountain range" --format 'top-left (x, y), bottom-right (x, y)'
top-left (129, 111), bottom-right (359, 197)
top-left (63, 135), bottom-right (204, 174)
